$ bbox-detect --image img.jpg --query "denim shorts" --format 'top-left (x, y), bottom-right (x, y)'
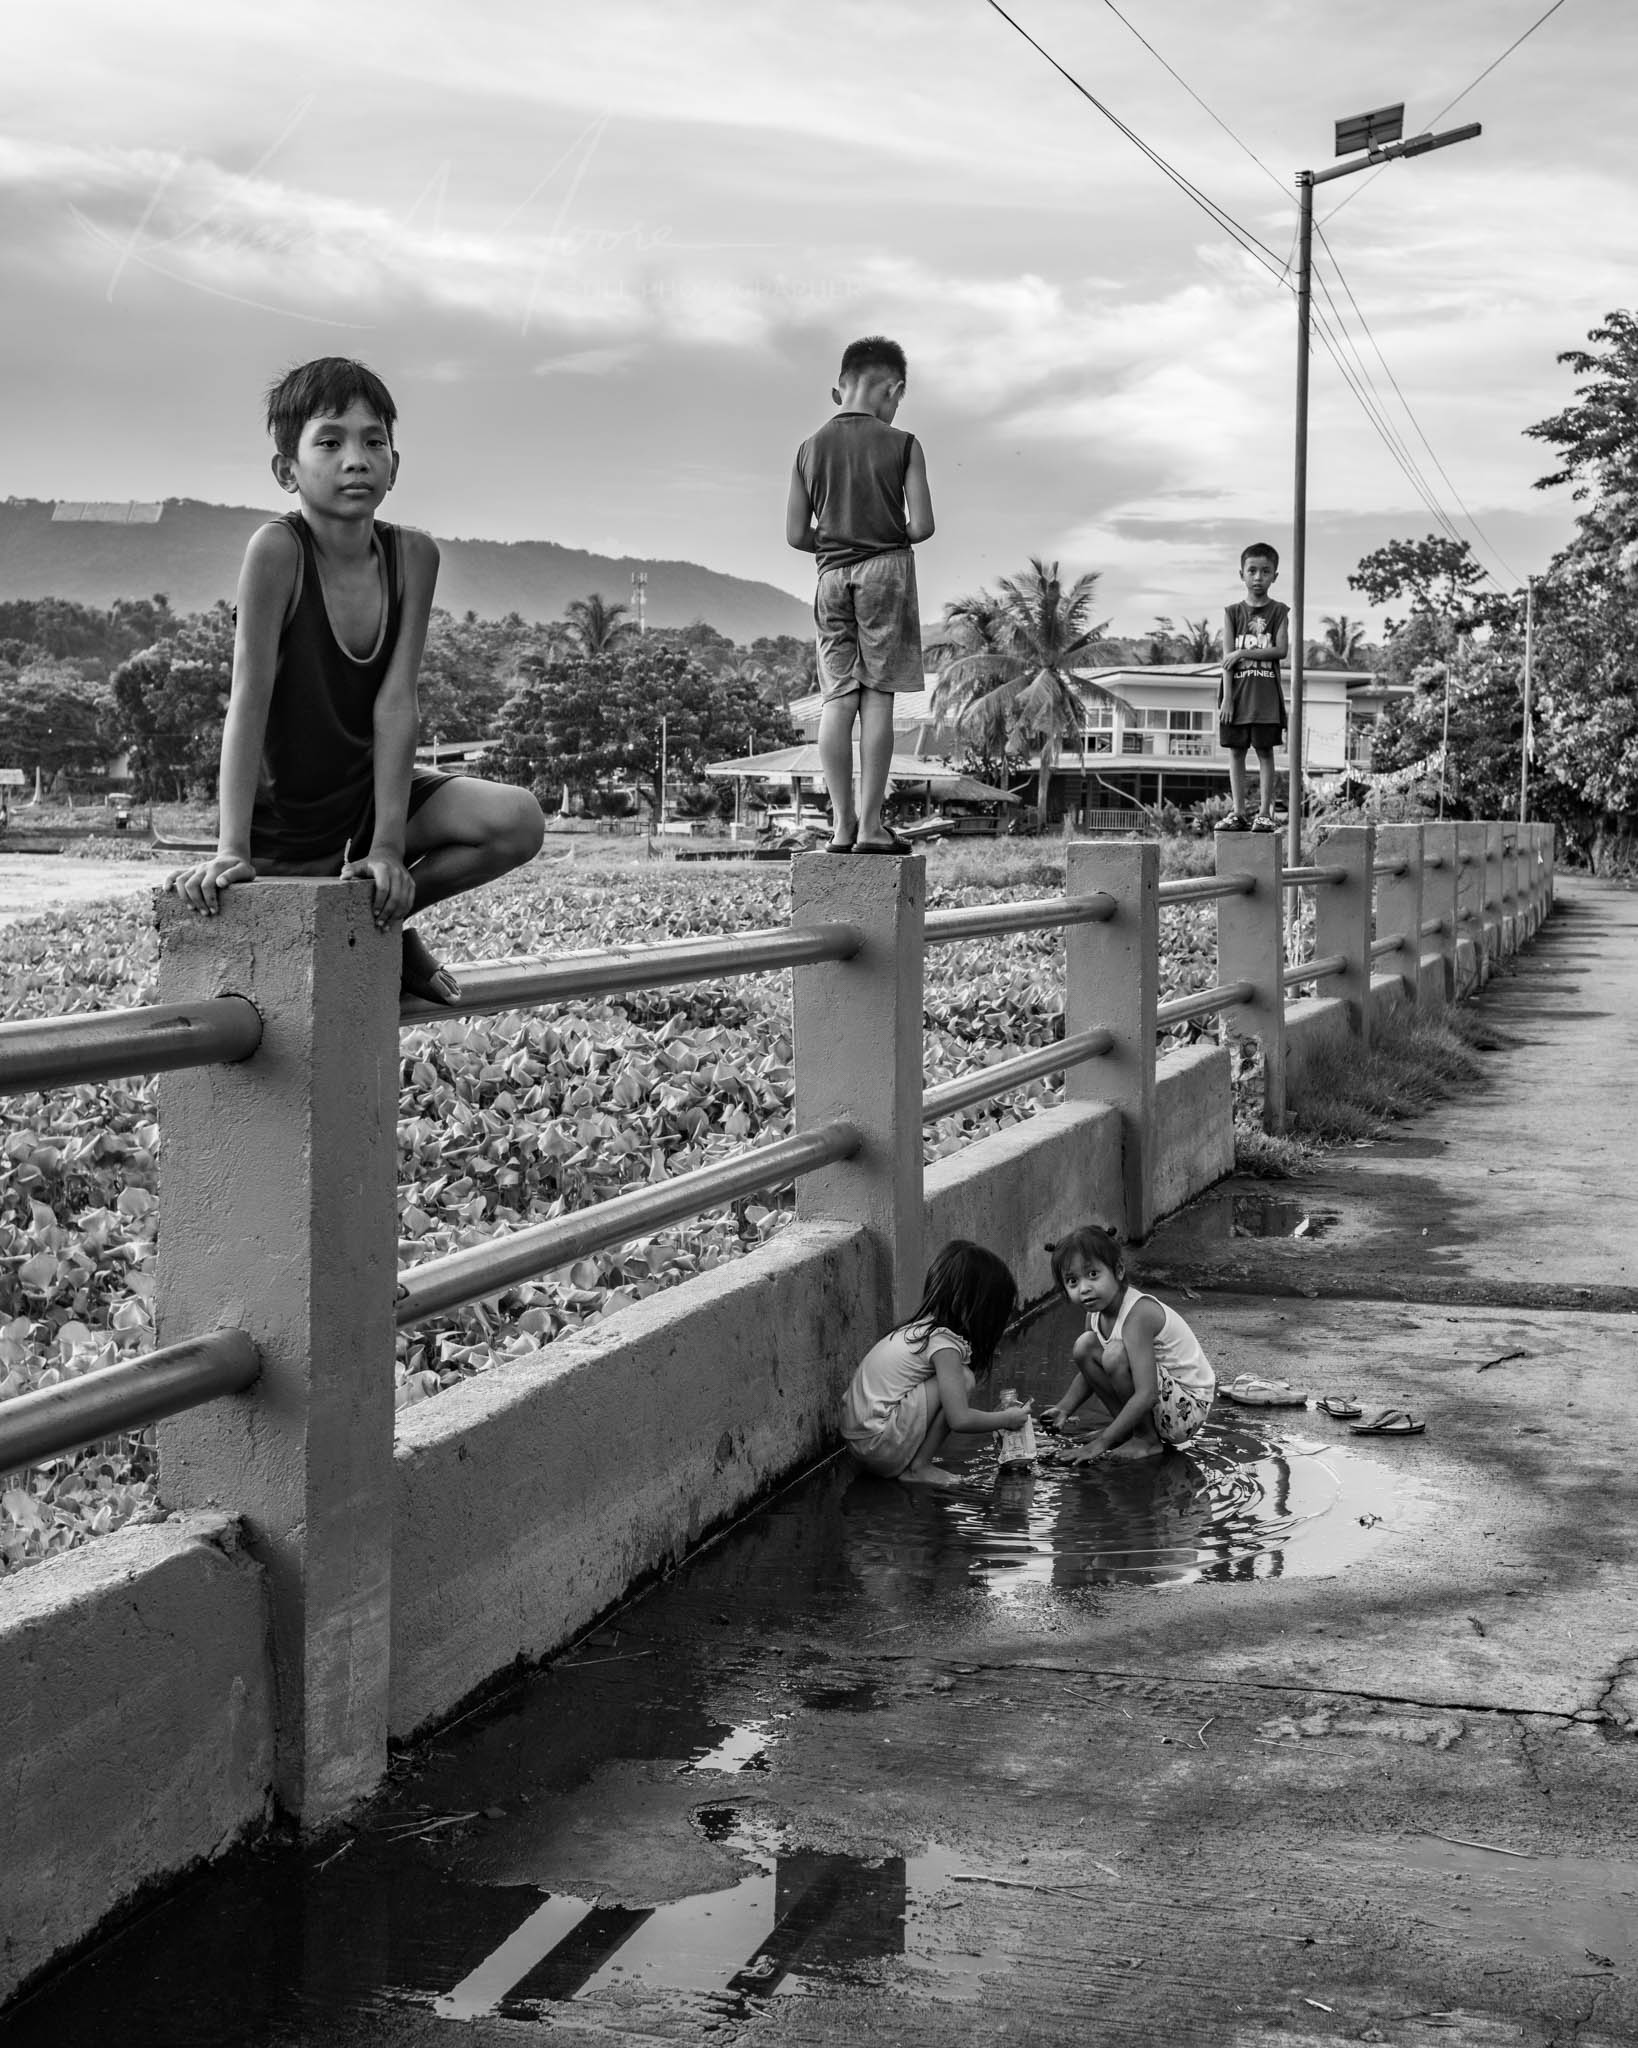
top-left (814, 548), bottom-right (924, 702)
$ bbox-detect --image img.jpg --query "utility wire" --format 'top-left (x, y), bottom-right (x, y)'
top-left (1312, 223), bottom-right (1525, 584)
top-left (1323, 0), bottom-right (1571, 222)
top-left (981, 0), bottom-right (1509, 593)
top-left (982, 0), bottom-right (1289, 278)
top-left (1094, 0), bottom-right (1292, 201)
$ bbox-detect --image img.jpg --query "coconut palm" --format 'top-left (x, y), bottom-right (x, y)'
top-left (1174, 616), bottom-right (1221, 662)
top-left (929, 559), bottom-right (1118, 820)
top-left (563, 592), bottom-right (638, 656)
top-left (1321, 613), bottom-right (1367, 664)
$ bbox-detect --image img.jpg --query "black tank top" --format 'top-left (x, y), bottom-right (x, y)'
top-left (251, 511), bottom-right (402, 861)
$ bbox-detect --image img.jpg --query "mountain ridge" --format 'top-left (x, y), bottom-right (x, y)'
top-left (0, 497), bottom-right (813, 643)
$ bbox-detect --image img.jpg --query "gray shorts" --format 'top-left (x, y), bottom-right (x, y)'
top-left (815, 548), bottom-right (924, 703)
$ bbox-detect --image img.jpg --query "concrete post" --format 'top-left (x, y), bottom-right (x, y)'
top-left (1482, 822), bottom-right (1505, 973)
top-left (1455, 822), bottom-right (1486, 994)
top-left (792, 852), bottom-right (924, 1326)
top-left (1420, 822), bottom-right (1459, 1003)
top-left (1213, 832), bottom-right (1285, 1132)
top-left (1373, 822), bottom-right (1424, 1006)
top-left (1313, 824), bottom-right (1375, 1044)
top-left (1064, 841), bottom-right (1158, 1241)
top-left (1498, 828), bottom-right (1517, 958)
top-left (155, 881), bottom-right (399, 1825)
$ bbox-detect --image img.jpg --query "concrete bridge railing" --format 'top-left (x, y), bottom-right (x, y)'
top-left (0, 817), bottom-right (1554, 2003)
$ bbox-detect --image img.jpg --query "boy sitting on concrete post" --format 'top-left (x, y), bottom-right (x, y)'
top-left (1217, 541), bottom-right (1289, 836)
top-left (786, 335), bottom-right (934, 855)
top-left (169, 356), bottom-right (544, 1001)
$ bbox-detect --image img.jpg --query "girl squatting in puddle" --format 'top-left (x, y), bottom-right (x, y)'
top-left (1041, 1227), bottom-right (1217, 1462)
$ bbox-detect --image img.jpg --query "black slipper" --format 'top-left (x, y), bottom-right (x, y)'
top-left (855, 831), bottom-right (913, 855)
top-left (826, 834), bottom-right (856, 854)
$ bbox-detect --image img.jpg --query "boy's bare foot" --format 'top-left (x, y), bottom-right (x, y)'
top-left (900, 1463), bottom-right (963, 1489)
top-left (402, 927), bottom-right (460, 1006)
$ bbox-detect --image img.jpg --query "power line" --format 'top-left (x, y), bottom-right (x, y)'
top-left (1312, 223), bottom-right (1525, 585)
top-left (981, 0), bottom-right (1290, 280)
top-left (1323, 0), bottom-right (1571, 223)
top-left (1094, 0), bottom-right (1292, 201)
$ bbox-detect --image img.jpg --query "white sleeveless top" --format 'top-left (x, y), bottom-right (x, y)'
top-left (1098, 1289), bottom-right (1214, 1394)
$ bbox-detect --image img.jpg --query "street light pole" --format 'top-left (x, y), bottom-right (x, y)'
top-left (1286, 109), bottom-right (1482, 867)
top-left (1519, 575), bottom-right (1535, 824)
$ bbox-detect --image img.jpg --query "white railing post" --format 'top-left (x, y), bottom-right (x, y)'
top-left (1456, 822), bottom-right (1486, 994)
top-left (791, 852), bottom-right (925, 1326)
top-left (1213, 832), bottom-right (1285, 1132)
top-left (1421, 821), bottom-right (1459, 1003)
top-left (1482, 822), bottom-right (1505, 976)
top-left (1374, 822), bottom-right (1424, 1006)
top-left (155, 881), bottom-right (399, 1825)
top-left (1065, 841), bottom-right (1158, 1240)
top-left (1313, 823), bottom-right (1375, 1044)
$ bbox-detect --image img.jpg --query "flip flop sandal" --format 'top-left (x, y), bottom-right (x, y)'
top-left (1349, 1408), bottom-right (1425, 1436)
top-left (1320, 1396), bottom-right (1364, 1420)
top-left (1220, 1376), bottom-right (1309, 1408)
top-left (825, 835), bottom-right (856, 854)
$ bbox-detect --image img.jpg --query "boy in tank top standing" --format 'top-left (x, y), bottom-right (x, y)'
top-left (787, 336), bottom-right (934, 853)
top-left (169, 357), bottom-right (543, 1001)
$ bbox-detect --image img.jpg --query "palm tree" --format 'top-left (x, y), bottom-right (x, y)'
top-left (929, 559), bottom-right (1118, 821)
top-left (563, 593), bottom-right (638, 656)
top-left (1321, 613), bottom-right (1367, 665)
top-left (1174, 616), bottom-right (1221, 662)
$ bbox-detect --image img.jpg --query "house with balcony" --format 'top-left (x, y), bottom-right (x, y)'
top-left (786, 664), bottom-right (1373, 822)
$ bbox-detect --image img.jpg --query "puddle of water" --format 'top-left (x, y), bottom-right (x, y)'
top-left (1167, 1189), bottom-right (1342, 1242)
top-left (839, 1298), bottom-right (1396, 1595)
top-left (436, 1813), bottom-right (994, 2022)
top-left (1347, 1838), bottom-right (1638, 1970)
top-left (679, 1716), bottom-right (780, 1773)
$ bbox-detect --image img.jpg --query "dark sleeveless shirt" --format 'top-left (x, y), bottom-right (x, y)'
top-left (250, 512), bottom-right (403, 862)
top-left (795, 412), bottom-right (916, 574)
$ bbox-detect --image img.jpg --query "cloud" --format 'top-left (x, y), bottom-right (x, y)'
top-left (533, 345), bottom-right (640, 377)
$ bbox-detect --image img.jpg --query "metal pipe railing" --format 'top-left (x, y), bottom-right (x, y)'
top-left (0, 1330), bottom-right (258, 1473)
top-left (399, 923), bottom-right (863, 1024)
top-left (1155, 979), bottom-right (1254, 1028)
top-left (1420, 915), bottom-right (1447, 937)
top-left (1372, 858), bottom-right (1409, 877)
top-left (922, 1027), bottom-right (1113, 1122)
top-left (395, 1119), bottom-right (860, 1326)
top-left (923, 894), bottom-right (1115, 945)
top-left (1370, 933), bottom-right (1406, 959)
top-left (0, 996), bottom-right (262, 1097)
top-left (1281, 865), bottom-right (1349, 890)
top-left (1281, 951), bottom-right (1348, 989)
top-left (1158, 873), bottom-right (1255, 905)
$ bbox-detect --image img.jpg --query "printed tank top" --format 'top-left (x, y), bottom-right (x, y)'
top-left (1098, 1288), bottom-right (1214, 1394)
top-left (250, 511), bottom-right (403, 861)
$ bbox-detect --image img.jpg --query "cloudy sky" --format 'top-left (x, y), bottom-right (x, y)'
top-left (4, 0), bottom-right (1631, 635)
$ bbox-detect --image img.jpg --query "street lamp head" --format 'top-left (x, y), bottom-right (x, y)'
top-left (1335, 103), bottom-right (1404, 156)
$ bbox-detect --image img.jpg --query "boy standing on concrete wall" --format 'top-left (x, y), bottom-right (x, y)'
top-left (786, 336), bottom-right (935, 854)
top-left (1218, 541), bottom-right (1289, 835)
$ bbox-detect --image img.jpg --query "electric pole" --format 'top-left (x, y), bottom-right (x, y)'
top-left (1519, 576), bottom-right (1535, 823)
top-left (1287, 106), bottom-right (1482, 866)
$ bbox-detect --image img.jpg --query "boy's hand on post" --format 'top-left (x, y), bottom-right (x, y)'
top-left (169, 853), bottom-right (256, 916)
top-left (342, 847), bottom-right (414, 929)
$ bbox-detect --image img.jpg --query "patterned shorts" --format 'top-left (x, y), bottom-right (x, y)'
top-left (1153, 1365), bottom-right (1213, 1448)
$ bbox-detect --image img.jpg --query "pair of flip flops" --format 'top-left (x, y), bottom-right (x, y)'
top-left (1320, 1395), bottom-right (1424, 1434)
top-left (826, 832), bottom-right (912, 855)
top-left (1220, 1376), bottom-right (1308, 1409)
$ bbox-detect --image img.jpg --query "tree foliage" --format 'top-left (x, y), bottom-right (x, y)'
top-left (0, 659), bottom-right (120, 777)
top-left (109, 604), bottom-right (235, 800)
top-left (488, 643), bottom-right (797, 817)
